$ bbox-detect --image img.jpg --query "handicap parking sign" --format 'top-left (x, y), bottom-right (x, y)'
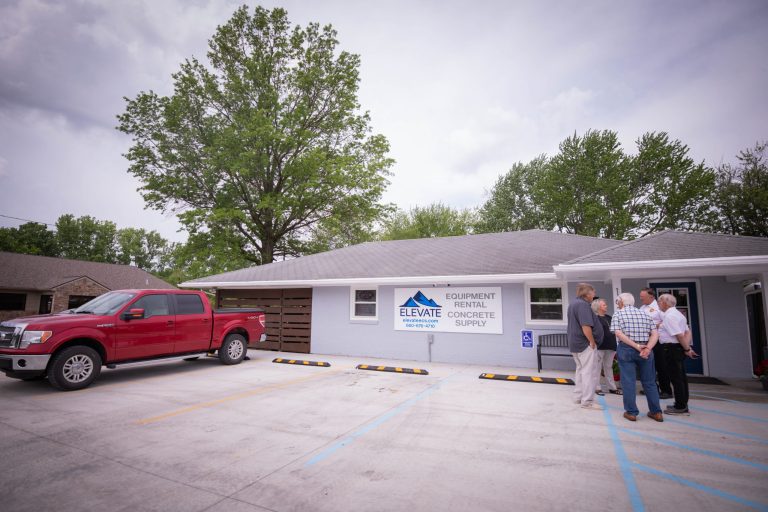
top-left (521, 330), bottom-right (533, 348)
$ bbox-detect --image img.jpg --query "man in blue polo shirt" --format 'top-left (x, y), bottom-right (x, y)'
top-left (611, 292), bottom-right (663, 423)
top-left (567, 283), bottom-right (604, 410)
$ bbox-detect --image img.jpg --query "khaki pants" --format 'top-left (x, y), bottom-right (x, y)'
top-left (597, 349), bottom-right (618, 392)
top-left (572, 346), bottom-right (599, 405)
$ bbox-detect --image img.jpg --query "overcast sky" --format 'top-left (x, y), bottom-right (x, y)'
top-left (1, 0), bottom-right (766, 242)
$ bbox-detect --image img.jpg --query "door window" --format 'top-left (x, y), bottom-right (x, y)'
top-left (131, 295), bottom-right (170, 318)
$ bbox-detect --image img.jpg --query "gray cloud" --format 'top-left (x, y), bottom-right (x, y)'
top-left (0, 0), bottom-right (766, 239)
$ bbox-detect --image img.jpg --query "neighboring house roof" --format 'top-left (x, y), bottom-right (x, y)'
top-left (181, 230), bottom-right (621, 288)
top-left (0, 252), bottom-right (175, 291)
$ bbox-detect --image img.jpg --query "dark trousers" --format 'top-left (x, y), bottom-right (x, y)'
top-left (661, 343), bottom-right (689, 409)
top-left (653, 343), bottom-right (672, 394)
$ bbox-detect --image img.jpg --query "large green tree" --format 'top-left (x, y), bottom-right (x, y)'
top-left (0, 222), bottom-right (58, 256)
top-left (477, 130), bottom-right (716, 239)
top-left (55, 214), bottom-right (119, 263)
top-left (118, 6), bottom-right (393, 265)
top-left (475, 156), bottom-right (547, 234)
top-left (115, 227), bottom-right (172, 271)
top-left (381, 203), bottom-right (476, 241)
top-left (711, 141), bottom-right (768, 237)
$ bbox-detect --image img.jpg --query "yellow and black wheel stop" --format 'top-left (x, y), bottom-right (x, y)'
top-left (479, 373), bottom-right (573, 385)
top-left (356, 364), bottom-right (429, 375)
top-left (273, 358), bottom-right (331, 367)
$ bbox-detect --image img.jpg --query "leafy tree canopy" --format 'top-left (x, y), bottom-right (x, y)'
top-left (117, 5), bottom-right (393, 265)
top-left (711, 141), bottom-right (768, 237)
top-left (477, 130), bottom-right (717, 239)
top-left (0, 222), bottom-right (58, 256)
top-left (0, 215), bottom-right (174, 277)
top-left (381, 203), bottom-right (476, 241)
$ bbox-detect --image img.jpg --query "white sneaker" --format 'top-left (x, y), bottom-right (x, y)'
top-left (581, 402), bottom-right (604, 411)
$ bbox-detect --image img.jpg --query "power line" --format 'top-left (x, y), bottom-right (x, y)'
top-left (0, 214), bottom-right (55, 227)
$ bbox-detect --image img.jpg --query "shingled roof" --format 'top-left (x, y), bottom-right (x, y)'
top-left (182, 230), bottom-right (621, 287)
top-left (563, 230), bottom-right (768, 264)
top-left (0, 252), bottom-right (175, 291)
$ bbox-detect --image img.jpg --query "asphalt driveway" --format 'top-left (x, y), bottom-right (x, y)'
top-left (0, 352), bottom-right (766, 512)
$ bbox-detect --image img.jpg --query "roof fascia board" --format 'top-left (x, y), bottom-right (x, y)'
top-left (554, 255), bottom-right (768, 275)
top-left (179, 272), bottom-right (559, 289)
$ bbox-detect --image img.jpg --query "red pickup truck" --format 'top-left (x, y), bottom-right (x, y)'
top-left (0, 289), bottom-right (265, 391)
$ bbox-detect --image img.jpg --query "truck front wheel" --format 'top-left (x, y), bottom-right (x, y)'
top-left (48, 346), bottom-right (102, 391)
top-left (219, 334), bottom-right (247, 365)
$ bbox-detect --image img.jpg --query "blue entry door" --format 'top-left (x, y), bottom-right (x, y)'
top-left (650, 281), bottom-right (704, 375)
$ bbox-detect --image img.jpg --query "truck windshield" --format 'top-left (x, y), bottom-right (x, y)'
top-left (73, 291), bottom-right (137, 315)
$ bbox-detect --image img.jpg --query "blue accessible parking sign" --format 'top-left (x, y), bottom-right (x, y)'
top-left (521, 330), bottom-right (533, 348)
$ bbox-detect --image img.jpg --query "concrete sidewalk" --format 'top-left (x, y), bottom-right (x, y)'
top-left (0, 352), bottom-right (766, 512)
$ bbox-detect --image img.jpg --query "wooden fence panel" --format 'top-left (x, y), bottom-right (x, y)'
top-left (217, 288), bottom-right (312, 353)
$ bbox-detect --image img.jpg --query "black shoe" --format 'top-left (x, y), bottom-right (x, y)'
top-left (659, 393), bottom-right (673, 399)
top-left (595, 390), bottom-right (605, 396)
top-left (664, 406), bottom-right (689, 415)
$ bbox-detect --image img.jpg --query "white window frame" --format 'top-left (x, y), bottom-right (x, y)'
top-left (350, 286), bottom-right (378, 322)
top-left (524, 282), bottom-right (568, 325)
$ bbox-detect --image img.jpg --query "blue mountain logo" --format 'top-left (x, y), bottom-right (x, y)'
top-left (400, 290), bottom-right (441, 308)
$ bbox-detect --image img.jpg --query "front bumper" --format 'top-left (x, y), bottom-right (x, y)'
top-left (0, 354), bottom-right (51, 372)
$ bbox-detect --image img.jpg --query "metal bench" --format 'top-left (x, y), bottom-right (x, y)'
top-left (537, 333), bottom-right (571, 372)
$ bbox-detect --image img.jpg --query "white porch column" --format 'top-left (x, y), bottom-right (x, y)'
top-left (609, 273), bottom-right (623, 316)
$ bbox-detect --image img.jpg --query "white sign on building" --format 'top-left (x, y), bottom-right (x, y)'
top-left (393, 287), bottom-right (503, 334)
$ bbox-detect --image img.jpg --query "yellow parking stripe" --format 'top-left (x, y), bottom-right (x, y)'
top-left (136, 370), bottom-right (340, 425)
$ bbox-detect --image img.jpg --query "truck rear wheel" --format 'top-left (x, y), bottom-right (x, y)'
top-left (219, 334), bottom-right (247, 365)
top-left (48, 346), bottom-right (102, 391)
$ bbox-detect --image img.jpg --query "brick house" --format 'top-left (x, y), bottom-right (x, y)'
top-left (0, 252), bottom-right (175, 321)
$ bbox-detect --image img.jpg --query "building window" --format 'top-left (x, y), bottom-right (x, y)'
top-left (0, 293), bottom-right (26, 311)
top-left (350, 287), bottom-right (377, 321)
top-left (39, 295), bottom-right (52, 314)
top-left (525, 284), bottom-right (567, 323)
top-left (68, 295), bottom-right (97, 310)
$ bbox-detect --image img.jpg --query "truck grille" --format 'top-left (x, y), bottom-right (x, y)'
top-left (0, 326), bottom-right (21, 348)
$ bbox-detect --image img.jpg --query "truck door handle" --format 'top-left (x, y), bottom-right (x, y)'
top-left (167, 320), bottom-right (174, 326)
top-left (202, 318), bottom-right (209, 323)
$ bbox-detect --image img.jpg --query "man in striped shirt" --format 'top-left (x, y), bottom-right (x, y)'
top-left (610, 292), bottom-right (664, 423)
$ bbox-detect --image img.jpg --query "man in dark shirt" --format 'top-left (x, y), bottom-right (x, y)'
top-left (567, 283), bottom-right (604, 410)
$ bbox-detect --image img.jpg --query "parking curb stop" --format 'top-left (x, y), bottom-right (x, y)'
top-left (479, 373), bottom-right (574, 385)
top-left (273, 358), bottom-right (331, 367)
top-left (356, 364), bottom-right (429, 375)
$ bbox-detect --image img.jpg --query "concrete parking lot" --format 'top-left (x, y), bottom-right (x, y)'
top-left (0, 351), bottom-right (766, 512)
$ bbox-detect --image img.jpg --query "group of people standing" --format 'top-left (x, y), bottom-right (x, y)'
top-left (567, 283), bottom-right (698, 422)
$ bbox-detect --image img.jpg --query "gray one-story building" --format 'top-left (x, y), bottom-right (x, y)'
top-left (180, 230), bottom-right (768, 379)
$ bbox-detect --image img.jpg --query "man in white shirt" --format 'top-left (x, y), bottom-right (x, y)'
top-left (640, 287), bottom-right (672, 399)
top-left (658, 293), bottom-right (698, 415)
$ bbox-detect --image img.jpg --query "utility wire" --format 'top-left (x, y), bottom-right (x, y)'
top-left (0, 213), bottom-right (55, 227)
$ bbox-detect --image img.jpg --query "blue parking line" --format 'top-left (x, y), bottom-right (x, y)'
top-left (689, 393), bottom-right (768, 409)
top-left (632, 463), bottom-right (768, 511)
top-left (599, 395), bottom-right (645, 511)
top-left (304, 377), bottom-right (447, 468)
top-left (690, 405), bottom-right (768, 424)
top-left (605, 404), bottom-right (768, 445)
top-left (662, 416), bottom-right (768, 445)
top-left (619, 427), bottom-right (768, 472)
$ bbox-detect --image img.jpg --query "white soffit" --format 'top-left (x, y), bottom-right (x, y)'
top-left (554, 255), bottom-right (768, 279)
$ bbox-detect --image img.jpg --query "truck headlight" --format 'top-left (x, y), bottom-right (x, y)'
top-left (19, 330), bottom-right (53, 349)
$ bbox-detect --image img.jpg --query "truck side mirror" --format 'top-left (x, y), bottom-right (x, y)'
top-left (121, 308), bottom-right (145, 321)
